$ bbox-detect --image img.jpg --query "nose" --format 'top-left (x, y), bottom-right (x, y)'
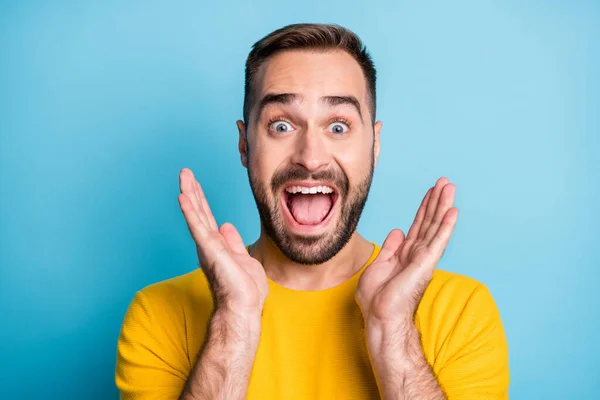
top-left (290, 125), bottom-right (331, 172)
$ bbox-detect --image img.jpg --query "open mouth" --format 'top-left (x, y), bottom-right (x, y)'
top-left (282, 184), bottom-right (339, 229)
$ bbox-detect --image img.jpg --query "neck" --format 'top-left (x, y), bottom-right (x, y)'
top-left (249, 229), bottom-right (374, 291)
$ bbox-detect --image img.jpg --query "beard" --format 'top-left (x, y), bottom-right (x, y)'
top-left (247, 158), bottom-right (374, 265)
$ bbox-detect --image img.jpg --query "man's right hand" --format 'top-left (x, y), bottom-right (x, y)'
top-left (178, 168), bottom-right (269, 316)
top-left (177, 168), bottom-right (268, 400)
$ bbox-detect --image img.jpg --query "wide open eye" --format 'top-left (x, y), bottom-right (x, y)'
top-left (269, 120), bottom-right (293, 134)
top-left (327, 121), bottom-right (349, 135)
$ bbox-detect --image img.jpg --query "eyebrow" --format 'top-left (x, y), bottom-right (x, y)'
top-left (256, 93), bottom-right (364, 123)
top-left (256, 93), bottom-right (299, 123)
top-left (322, 95), bottom-right (363, 122)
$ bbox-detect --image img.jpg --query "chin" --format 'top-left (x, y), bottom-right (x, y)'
top-left (275, 218), bottom-right (355, 265)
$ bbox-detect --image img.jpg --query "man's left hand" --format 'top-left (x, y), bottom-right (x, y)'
top-left (356, 177), bottom-right (459, 329)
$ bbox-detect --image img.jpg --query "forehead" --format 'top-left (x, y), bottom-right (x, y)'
top-left (254, 49), bottom-right (368, 106)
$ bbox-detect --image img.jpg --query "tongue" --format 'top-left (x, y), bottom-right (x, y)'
top-left (289, 194), bottom-right (333, 225)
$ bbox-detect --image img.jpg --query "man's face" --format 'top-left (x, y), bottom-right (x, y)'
top-left (239, 49), bottom-right (381, 265)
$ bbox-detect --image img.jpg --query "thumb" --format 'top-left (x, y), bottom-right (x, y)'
top-left (219, 222), bottom-right (247, 254)
top-left (377, 229), bottom-right (405, 260)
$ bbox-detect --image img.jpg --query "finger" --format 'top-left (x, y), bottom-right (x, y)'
top-left (377, 229), bottom-right (406, 260)
top-left (180, 168), bottom-right (205, 225)
top-left (429, 207), bottom-right (459, 256)
top-left (424, 183), bottom-right (456, 244)
top-left (417, 177), bottom-right (448, 241)
top-left (181, 194), bottom-right (238, 274)
top-left (219, 222), bottom-right (247, 255)
top-left (181, 168), bottom-right (218, 230)
top-left (178, 193), bottom-right (210, 244)
top-left (406, 188), bottom-right (433, 240)
top-left (194, 179), bottom-right (218, 231)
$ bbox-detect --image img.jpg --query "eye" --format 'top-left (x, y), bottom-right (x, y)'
top-left (327, 121), bottom-right (349, 135)
top-left (269, 120), bottom-right (293, 133)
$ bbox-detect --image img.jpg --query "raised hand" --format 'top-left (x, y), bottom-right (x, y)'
top-left (356, 177), bottom-right (459, 326)
top-left (178, 168), bottom-right (268, 314)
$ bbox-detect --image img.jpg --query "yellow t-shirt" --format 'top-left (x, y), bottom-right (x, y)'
top-left (116, 244), bottom-right (509, 399)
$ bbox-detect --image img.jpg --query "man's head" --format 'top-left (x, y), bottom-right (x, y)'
top-left (237, 23), bottom-right (382, 265)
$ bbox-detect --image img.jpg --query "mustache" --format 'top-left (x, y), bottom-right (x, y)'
top-left (270, 165), bottom-right (349, 196)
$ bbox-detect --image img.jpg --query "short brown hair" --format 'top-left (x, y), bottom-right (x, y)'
top-left (243, 23), bottom-right (377, 125)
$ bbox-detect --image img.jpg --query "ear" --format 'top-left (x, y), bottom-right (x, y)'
top-left (373, 120), bottom-right (382, 167)
top-left (236, 120), bottom-right (248, 168)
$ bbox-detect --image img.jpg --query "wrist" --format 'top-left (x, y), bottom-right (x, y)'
top-left (365, 322), bottom-right (444, 400)
top-left (215, 298), bottom-right (263, 319)
top-left (184, 309), bottom-right (261, 400)
top-left (366, 318), bottom-right (421, 366)
top-left (210, 308), bottom-right (262, 344)
top-left (365, 315), bottom-right (416, 343)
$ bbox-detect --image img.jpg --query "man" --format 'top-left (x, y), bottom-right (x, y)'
top-left (115, 23), bottom-right (509, 399)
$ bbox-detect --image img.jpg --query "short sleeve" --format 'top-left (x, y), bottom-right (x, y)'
top-left (436, 284), bottom-right (510, 399)
top-left (115, 290), bottom-right (190, 400)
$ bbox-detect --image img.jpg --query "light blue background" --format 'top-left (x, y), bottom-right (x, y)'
top-left (1, 0), bottom-right (598, 398)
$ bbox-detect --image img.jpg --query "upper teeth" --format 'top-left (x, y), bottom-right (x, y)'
top-left (285, 185), bottom-right (334, 194)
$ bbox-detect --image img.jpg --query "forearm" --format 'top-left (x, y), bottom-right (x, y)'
top-left (180, 310), bottom-right (261, 400)
top-left (366, 321), bottom-right (446, 400)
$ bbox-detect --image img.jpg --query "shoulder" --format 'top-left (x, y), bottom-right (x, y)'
top-left (417, 269), bottom-right (508, 366)
top-left (418, 269), bottom-right (501, 324)
top-left (418, 270), bottom-right (510, 396)
top-left (122, 269), bottom-right (214, 336)
top-left (429, 268), bottom-right (482, 293)
top-left (116, 270), bottom-right (213, 395)
top-left (137, 268), bottom-right (213, 306)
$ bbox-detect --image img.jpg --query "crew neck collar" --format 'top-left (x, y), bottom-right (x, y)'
top-left (265, 242), bottom-right (380, 295)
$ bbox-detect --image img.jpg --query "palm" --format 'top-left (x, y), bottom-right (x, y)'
top-left (179, 168), bottom-right (268, 311)
top-left (221, 247), bottom-right (269, 308)
top-left (356, 178), bottom-right (459, 323)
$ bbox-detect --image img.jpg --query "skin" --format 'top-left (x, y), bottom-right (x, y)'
top-left (177, 49), bottom-right (458, 400)
top-left (240, 49), bottom-right (381, 287)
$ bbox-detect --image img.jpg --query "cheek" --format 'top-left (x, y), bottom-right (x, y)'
top-left (335, 138), bottom-right (374, 184)
top-left (249, 138), bottom-right (285, 186)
